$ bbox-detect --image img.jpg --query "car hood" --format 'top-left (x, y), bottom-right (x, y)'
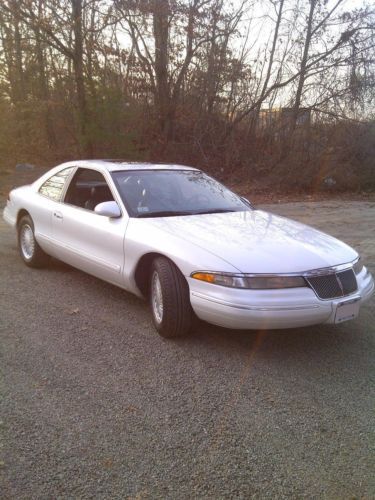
top-left (140, 210), bottom-right (357, 273)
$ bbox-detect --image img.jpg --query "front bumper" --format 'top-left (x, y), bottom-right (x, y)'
top-left (188, 268), bottom-right (374, 330)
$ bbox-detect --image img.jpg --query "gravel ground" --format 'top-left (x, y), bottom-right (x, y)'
top-left (0, 200), bottom-right (374, 499)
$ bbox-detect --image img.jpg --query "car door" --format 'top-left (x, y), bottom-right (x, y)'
top-left (34, 166), bottom-right (75, 256)
top-left (51, 167), bottom-right (128, 287)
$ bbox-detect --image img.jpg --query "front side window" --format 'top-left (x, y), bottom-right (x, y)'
top-left (111, 169), bottom-right (250, 217)
top-left (39, 167), bottom-right (74, 201)
top-left (64, 168), bottom-right (115, 211)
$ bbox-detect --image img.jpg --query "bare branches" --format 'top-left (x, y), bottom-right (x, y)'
top-left (0, 0), bottom-right (372, 168)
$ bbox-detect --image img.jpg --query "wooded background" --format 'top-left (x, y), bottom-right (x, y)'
top-left (0, 0), bottom-right (374, 192)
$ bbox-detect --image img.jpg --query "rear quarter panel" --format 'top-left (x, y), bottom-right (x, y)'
top-left (7, 185), bottom-right (59, 256)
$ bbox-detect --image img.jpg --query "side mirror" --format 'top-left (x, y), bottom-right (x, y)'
top-left (94, 201), bottom-right (121, 218)
top-left (240, 196), bottom-right (255, 209)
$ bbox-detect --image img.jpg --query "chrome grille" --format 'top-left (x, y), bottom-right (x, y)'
top-left (306, 269), bottom-right (357, 299)
top-left (336, 269), bottom-right (358, 295)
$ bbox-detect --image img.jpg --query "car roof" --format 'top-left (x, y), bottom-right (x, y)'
top-left (58, 160), bottom-right (198, 172)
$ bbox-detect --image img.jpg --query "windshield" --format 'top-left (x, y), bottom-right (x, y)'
top-left (111, 169), bottom-right (250, 217)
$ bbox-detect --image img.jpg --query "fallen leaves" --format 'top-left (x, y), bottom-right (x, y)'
top-left (67, 307), bottom-right (80, 315)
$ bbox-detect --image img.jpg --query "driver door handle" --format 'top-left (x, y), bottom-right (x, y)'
top-left (53, 211), bottom-right (63, 220)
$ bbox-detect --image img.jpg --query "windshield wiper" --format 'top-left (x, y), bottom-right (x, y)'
top-left (137, 208), bottom-right (241, 218)
top-left (194, 208), bottom-right (238, 215)
top-left (137, 210), bottom-right (195, 218)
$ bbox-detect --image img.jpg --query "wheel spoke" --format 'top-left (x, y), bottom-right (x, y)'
top-left (20, 224), bottom-right (35, 260)
top-left (152, 271), bottom-right (163, 324)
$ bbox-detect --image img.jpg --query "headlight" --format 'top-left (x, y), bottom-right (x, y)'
top-left (191, 272), bottom-right (306, 289)
top-left (353, 258), bottom-right (363, 275)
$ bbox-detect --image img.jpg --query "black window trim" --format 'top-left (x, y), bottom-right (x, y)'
top-left (60, 166), bottom-right (77, 201)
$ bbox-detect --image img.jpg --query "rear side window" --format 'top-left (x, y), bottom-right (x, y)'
top-left (39, 167), bottom-right (74, 201)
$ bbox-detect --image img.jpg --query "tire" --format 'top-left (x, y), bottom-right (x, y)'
top-left (150, 257), bottom-right (193, 338)
top-left (17, 214), bottom-right (49, 268)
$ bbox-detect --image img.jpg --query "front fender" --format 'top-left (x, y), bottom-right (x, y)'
top-left (123, 218), bottom-right (240, 295)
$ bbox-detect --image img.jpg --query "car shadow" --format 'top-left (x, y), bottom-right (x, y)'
top-left (185, 316), bottom-right (370, 371)
top-left (46, 257), bottom-right (77, 272)
top-left (44, 256), bottom-right (370, 368)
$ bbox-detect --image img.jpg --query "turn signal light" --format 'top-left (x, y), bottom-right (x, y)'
top-left (191, 272), bottom-right (216, 283)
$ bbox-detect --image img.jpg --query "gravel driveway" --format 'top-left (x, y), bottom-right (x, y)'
top-left (1, 201), bottom-right (374, 499)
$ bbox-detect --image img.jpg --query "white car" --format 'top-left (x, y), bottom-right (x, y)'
top-left (3, 160), bottom-right (374, 337)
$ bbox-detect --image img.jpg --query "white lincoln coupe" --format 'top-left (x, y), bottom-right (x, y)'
top-left (3, 160), bottom-right (374, 337)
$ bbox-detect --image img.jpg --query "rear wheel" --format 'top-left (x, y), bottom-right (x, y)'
top-left (150, 257), bottom-right (193, 338)
top-left (17, 214), bottom-right (49, 267)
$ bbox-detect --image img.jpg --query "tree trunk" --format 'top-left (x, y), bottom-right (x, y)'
top-left (251, 0), bottom-right (285, 135)
top-left (72, 0), bottom-right (93, 157)
top-left (12, 2), bottom-right (26, 103)
top-left (291, 0), bottom-right (316, 130)
top-left (152, 0), bottom-right (171, 140)
top-left (34, 0), bottom-right (57, 149)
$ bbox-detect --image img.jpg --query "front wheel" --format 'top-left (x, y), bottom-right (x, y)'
top-left (17, 214), bottom-right (49, 268)
top-left (150, 257), bottom-right (193, 338)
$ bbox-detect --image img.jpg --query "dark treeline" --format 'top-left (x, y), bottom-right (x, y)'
top-left (0, 0), bottom-right (374, 191)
